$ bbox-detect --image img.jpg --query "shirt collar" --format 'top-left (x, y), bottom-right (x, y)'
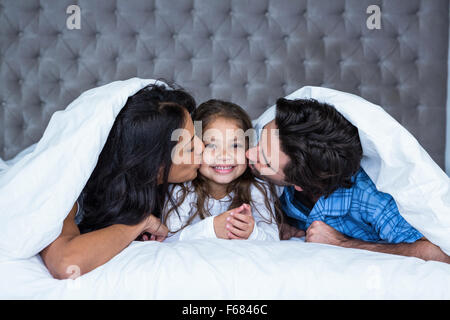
top-left (283, 185), bottom-right (353, 218)
top-left (312, 187), bottom-right (353, 217)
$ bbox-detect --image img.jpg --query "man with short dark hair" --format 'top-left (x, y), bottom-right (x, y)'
top-left (246, 98), bottom-right (450, 263)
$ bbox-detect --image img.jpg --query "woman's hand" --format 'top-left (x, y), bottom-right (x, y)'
top-left (226, 204), bottom-right (255, 240)
top-left (139, 214), bottom-right (168, 242)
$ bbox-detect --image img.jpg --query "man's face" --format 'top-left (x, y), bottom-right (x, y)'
top-left (245, 120), bottom-right (291, 186)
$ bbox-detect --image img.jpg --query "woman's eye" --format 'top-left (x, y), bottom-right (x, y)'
top-left (205, 143), bottom-right (216, 149)
top-left (233, 143), bottom-right (243, 148)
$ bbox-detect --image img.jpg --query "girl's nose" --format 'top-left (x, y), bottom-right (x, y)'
top-left (218, 147), bottom-right (232, 161)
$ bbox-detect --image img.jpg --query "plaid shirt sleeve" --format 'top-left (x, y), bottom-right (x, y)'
top-left (368, 194), bottom-right (423, 243)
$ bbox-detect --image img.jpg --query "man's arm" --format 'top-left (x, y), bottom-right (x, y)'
top-left (340, 237), bottom-right (450, 263)
top-left (306, 221), bottom-right (450, 264)
top-left (40, 203), bottom-right (166, 279)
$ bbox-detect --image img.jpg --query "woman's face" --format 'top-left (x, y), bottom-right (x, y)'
top-left (167, 111), bottom-right (204, 183)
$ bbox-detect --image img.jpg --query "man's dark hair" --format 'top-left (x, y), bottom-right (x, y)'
top-left (275, 98), bottom-right (363, 198)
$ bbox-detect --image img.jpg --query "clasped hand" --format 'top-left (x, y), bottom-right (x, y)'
top-left (214, 204), bottom-right (255, 240)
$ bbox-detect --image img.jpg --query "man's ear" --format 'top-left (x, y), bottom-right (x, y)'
top-left (293, 185), bottom-right (303, 192)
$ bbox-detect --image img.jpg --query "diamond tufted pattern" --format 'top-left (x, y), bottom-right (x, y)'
top-left (0, 0), bottom-right (448, 169)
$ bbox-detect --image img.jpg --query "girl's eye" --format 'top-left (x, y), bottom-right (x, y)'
top-left (233, 143), bottom-right (243, 148)
top-left (205, 143), bottom-right (216, 149)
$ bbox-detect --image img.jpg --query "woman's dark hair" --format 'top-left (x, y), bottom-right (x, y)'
top-left (78, 83), bottom-right (196, 233)
top-left (163, 99), bottom-right (284, 236)
top-left (275, 98), bottom-right (363, 198)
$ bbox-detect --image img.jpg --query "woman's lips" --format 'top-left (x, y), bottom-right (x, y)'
top-left (211, 165), bottom-right (235, 174)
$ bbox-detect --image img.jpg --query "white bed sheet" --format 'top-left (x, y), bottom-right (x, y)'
top-left (1, 238), bottom-right (449, 299)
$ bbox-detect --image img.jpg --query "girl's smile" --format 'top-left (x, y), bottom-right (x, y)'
top-left (211, 165), bottom-right (237, 174)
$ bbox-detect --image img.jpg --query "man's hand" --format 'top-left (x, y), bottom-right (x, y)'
top-left (280, 223), bottom-right (306, 240)
top-left (139, 214), bottom-right (168, 242)
top-left (305, 220), bottom-right (348, 246)
top-left (225, 204), bottom-right (255, 240)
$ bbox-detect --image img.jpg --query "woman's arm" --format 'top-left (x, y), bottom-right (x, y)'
top-left (40, 203), bottom-right (165, 279)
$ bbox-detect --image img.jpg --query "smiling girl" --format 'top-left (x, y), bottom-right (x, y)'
top-left (163, 99), bottom-right (281, 241)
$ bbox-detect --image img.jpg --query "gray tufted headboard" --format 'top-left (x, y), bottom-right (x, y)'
top-left (1, 0), bottom-right (448, 170)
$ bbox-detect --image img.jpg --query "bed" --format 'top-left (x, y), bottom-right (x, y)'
top-left (1, 0), bottom-right (449, 299)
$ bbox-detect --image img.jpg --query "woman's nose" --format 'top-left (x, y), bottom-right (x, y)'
top-left (195, 136), bottom-right (204, 155)
top-left (192, 137), bottom-right (204, 165)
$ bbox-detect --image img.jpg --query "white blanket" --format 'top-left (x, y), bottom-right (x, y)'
top-left (1, 239), bottom-right (450, 299)
top-left (1, 79), bottom-right (449, 299)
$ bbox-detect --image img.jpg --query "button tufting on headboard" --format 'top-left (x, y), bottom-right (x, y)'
top-left (0, 0), bottom-right (448, 170)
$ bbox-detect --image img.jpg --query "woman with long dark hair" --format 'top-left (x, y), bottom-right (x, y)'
top-left (40, 84), bottom-right (204, 279)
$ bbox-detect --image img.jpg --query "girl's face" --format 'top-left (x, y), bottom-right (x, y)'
top-left (199, 117), bottom-right (248, 186)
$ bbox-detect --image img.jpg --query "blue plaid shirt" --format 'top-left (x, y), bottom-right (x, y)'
top-left (280, 168), bottom-right (423, 243)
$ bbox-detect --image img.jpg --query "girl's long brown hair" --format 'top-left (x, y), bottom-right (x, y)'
top-left (163, 99), bottom-right (284, 237)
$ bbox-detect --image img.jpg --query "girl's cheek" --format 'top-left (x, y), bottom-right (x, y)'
top-left (237, 163), bottom-right (248, 175)
top-left (235, 149), bottom-right (247, 165)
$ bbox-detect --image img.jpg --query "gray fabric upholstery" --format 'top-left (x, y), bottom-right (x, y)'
top-left (0, 0), bottom-right (448, 169)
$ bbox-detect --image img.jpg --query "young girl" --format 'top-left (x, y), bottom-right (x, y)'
top-left (163, 99), bottom-right (282, 241)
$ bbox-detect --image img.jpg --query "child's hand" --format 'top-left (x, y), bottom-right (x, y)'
top-left (226, 203), bottom-right (255, 240)
top-left (213, 205), bottom-right (245, 239)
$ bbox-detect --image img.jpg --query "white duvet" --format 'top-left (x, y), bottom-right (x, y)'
top-left (2, 239), bottom-right (450, 299)
top-left (0, 78), bottom-right (449, 299)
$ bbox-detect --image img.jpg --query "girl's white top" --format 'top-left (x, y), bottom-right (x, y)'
top-left (164, 180), bottom-right (280, 241)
